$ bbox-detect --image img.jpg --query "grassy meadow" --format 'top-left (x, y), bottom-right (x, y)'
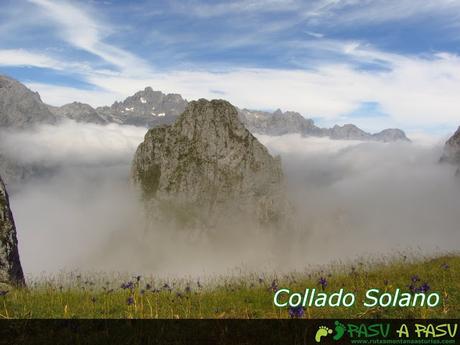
top-left (0, 254), bottom-right (458, 319)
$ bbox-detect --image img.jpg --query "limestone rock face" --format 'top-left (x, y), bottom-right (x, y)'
top-left (0, 75), bottom-right (56, 129)
top-left (132, 99), bottom-right (288, 228)
top-left (0, 175), bottom-right (25, 286)
top-left (441, 126), bottom-right (460, 165)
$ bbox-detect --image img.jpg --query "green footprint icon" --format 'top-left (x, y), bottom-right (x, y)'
top-left (315, 326), bottom-right (333, 343)
top-left (333, 321), bottom-right (346, 341)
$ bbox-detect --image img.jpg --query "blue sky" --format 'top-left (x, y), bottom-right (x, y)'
top-left (1, 0), bottom-right (460, 135)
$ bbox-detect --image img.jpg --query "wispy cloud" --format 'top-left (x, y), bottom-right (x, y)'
top-left (0, 49), bottom-right (62, 69)
top-left (170, 0), bottom-right (301, 18)
top-left (27, 0), bottom-right (152, 75)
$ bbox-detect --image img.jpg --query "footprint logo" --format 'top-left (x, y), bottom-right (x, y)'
top-left (315, 326), bottom-right (333, 343)
top-left (333, 321), bottom-right (346, 341)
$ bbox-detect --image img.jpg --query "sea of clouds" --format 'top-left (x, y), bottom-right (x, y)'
top-left (1, 122), bottom-right (459, 278)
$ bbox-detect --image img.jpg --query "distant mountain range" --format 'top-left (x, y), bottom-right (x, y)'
top-left (0, 75), bottom-right (410, 142)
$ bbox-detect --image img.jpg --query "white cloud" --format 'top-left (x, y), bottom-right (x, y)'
top-left (27, 0), bottom-right (151, 75)
top-left (171, 0), bottom-right (300, 18)
top-left (309, 0), bottom-right (460, 27)
top-left (81, 49), bottom-right (460, 129)
top-left (27, 48), bottom-right (460, 132)
top-left (0, 1), bottom-right (455, 134)
top-left (25, 82), bottom-right (123, 107)
top-left (1, 120), bottom-right (147, 165)
top-left (0, 49), bottom-right (64, 69)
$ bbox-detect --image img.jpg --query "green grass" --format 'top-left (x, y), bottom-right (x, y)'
top-left (0, 254), bottom-right (458, 319)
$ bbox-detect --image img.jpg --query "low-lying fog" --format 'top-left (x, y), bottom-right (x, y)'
top-left (1, 121), bottom-right (459, 278)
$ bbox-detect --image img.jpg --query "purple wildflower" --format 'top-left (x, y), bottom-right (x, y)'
top-left (411, 275), bottom-right (420, 283)
top-left (127, 296), bottom-right (135, 305)
top-left (419, 282), bottom-right (430, 293)
top-left (441, 263), bottom-right (450, 270)
top-left (318, 277), bottom-right (328, 290)
top-left (288, 306), bottom-right (304, 319)
top-left (121, 281), bottom-right (134, 290)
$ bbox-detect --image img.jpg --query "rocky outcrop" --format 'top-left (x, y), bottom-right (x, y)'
top-left (96, 87), bottom-right (188, 127)
top-left (132, 99), bottom-right (289, 228)
top-left (0, 175), bottom-right (25, 286)
top-left (0, 75), bottom-right (56, 129)
top-left (49, 102), bottom-right (107, 124)
top-left (441, 126), bottom-right (460, 165)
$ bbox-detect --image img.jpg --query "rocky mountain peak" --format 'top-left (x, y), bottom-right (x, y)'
top-left (372, 128), bottom-right (410, 142)
top-left (0, 75), bottom-right (56, 129)
top-left (329, 124), bottom-right (371, 140)
top-left (96, 87), bottom-right (188, 127)
top-left (48, 101), bottom-right (106, 124)
top-left (0, 175), bottom-right (25, 287)
top-left (131, 99), bottom-right (289, 228)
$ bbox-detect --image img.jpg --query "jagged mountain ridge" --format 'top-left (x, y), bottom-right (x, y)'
top-left (239, 108), bottom-right (410, 142)
top-left (0, 75), bottom-right (409, 142)
top-left (96, 87), bottom-right (188, 127)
